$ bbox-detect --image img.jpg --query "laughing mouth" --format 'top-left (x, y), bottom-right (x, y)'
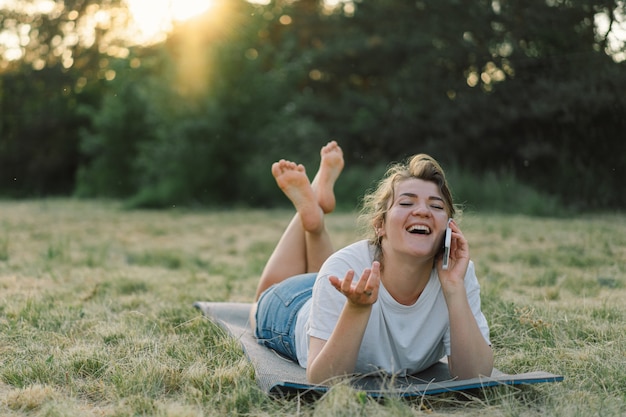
top-left (407, 225), bottom-right (431, 235)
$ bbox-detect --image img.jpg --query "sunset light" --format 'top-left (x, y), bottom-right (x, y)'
top-left (126, 0), bottom-right (215, 44)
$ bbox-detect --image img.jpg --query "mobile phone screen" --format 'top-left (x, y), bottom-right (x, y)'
top-left (442, 219), bottom-right (452, 270)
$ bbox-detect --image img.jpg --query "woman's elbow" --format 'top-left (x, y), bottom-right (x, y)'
top-left (449, 350), bottom-right (494, 379)
top-left (306, 361), bottom-right (351, 385)
top-left (306, 365), bottom-right (327, 385)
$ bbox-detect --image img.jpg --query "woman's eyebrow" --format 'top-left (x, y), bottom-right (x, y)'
top-left (398, 193), bottom-right (444, 202)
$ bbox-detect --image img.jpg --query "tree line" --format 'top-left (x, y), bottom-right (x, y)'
top-left (1, 0), bottom-right (625, 211)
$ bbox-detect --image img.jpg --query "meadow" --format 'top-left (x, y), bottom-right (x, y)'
top-left (0, 199), bottom-right (624, 416)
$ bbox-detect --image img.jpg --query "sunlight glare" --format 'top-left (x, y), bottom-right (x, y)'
top-left (126, 0), bottom-right (214, 44)
top-left (595, 7), bottom-right (626, 62)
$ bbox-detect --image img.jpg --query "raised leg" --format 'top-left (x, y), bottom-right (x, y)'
top-left (312, 140), bottom-right (344, 215)
top-left (252, 141), bottom-right (344, 301)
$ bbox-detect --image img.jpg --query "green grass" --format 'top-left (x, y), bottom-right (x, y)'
top-left (0, 199), bottom-right (625, 416)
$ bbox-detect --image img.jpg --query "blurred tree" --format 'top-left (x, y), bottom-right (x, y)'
top-left (2, 0), bottom-right (625, 209)
top-left (264, 0), bottom-right (626, 209)
top-left (75, 51), bottom-right (161, 198)
top-left (441, 0), bottom-right (626, 208)
top-left (0, 63), bottom-right (90, 195)
top-left (116, 0), bottom-right (300, 207)
top-left (0, 0), bottom-right (128, 196)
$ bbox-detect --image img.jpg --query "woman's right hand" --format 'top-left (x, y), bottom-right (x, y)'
top-left (329, 261), bottom-right (381, 306)
top-left (308, 261), bottom-right (380, 383)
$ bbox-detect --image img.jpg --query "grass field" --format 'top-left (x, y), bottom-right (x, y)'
top-left (0, 199), bottom-right (624, 416)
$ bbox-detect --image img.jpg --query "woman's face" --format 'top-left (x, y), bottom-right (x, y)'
top-left (378, 178), bottom-right (449, 261)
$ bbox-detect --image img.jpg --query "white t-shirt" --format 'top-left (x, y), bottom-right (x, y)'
top-left (294, 240), bottom-right (490, 375)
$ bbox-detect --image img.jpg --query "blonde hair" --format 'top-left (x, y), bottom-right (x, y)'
top-left (359, 154), bottom-right (457, 247)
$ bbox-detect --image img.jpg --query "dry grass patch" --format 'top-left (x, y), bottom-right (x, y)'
top-left (0, 200), bottom-right (624, 416)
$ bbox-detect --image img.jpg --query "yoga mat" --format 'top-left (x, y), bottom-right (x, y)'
top-left (193, 301), bottom-right (563, 398)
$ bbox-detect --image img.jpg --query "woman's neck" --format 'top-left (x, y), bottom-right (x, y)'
top-left (379, 253), bottom-right (434, 305)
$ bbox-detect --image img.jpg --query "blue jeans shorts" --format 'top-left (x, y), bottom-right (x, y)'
top-left (255, 273), bottom-right (317, 362)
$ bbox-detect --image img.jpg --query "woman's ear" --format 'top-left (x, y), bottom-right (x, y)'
top-left (375, 220), bottom-right (385, 238)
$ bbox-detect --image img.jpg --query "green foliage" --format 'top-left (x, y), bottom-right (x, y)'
top-left (277, 0), bottom-right (626, 210)
top-left (446, 166), bottom-right (567, 216)
top-left (0, 64), bottom-right (94, 196)
top-left (0, 0), bottom-right (123, 197)
top-left (75, 58), bottom-right (159, 198)
top-left (2, 0), bottom-right (626, 211)
top-left (113, 0), bottom-right (306, 208)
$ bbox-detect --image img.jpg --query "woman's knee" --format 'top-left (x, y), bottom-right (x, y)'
top-left (249, 302), bottom-right (258, 332)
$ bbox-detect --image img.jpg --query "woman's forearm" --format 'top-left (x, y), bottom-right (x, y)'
top-left (306, 302), bottom-right (372, 384)
top-left (446, 294), bottom-right (494, 379)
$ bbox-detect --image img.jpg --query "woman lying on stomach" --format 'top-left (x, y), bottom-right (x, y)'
top-left (249, 141), bottom-right (493, 384)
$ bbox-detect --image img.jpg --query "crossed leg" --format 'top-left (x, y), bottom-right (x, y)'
top-left (253, 140), bottom-right (344, 300)
top-left (250, 141), bottom-right (344, 328)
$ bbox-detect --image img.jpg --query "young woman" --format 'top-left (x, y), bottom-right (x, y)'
top-left (250, 141), bottom-right (493, 384)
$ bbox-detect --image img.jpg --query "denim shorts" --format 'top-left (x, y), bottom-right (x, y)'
top-left (255, 273), bottom-right (316, 362)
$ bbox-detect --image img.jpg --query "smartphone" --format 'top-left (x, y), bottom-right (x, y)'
top-left (442, 219), bottom-right (452, 270)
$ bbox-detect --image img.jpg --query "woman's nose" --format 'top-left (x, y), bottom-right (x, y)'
top-left (412, 203), bottom-right (431, 216)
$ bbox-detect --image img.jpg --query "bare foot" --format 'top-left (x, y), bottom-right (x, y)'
top-left (312, 141), bottom-right (344, 213)
top-left (272, 160), bottom-right (324, 232)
